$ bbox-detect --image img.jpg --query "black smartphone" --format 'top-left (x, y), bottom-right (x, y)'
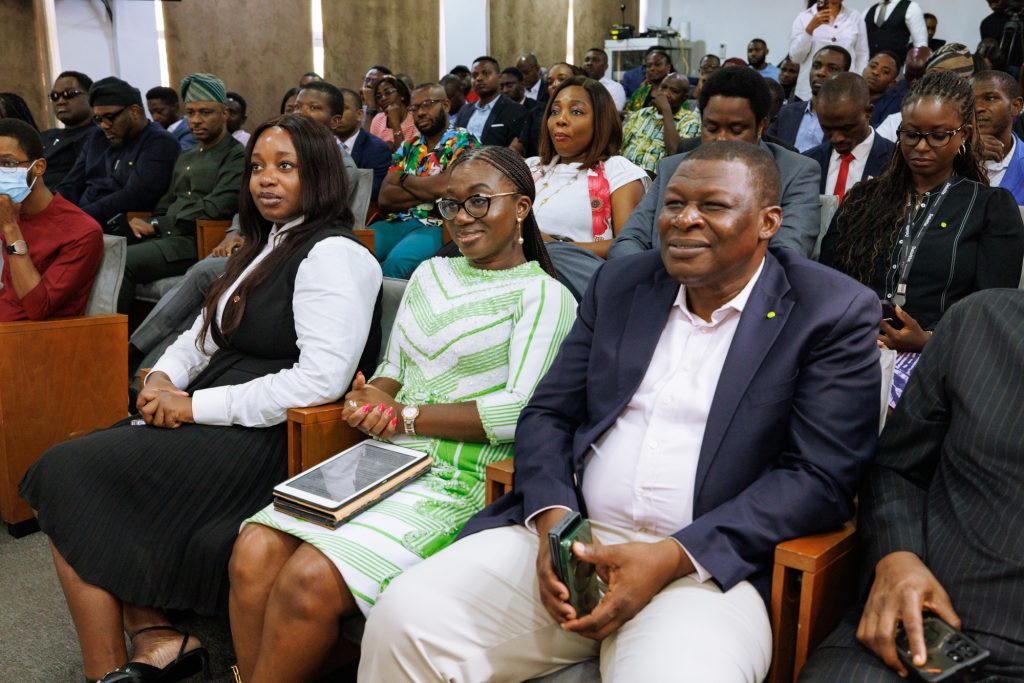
top-left (881, 299), bottom-right (905, 330)
top-left (547, 511), bottom-right (601, 617)
top-left (895, 616), bottom-right (990, 682)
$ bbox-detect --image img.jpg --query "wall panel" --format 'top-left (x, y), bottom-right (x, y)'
top-left (323, 0), bottom-right (440, 93)
top-left (489, 0), bottom-right (570, 72)
top-left (162, 0), bottom-right (312, 131)
top-left (573, 0), bottom-right (639, 66)
top-left (2, 0), bottom-right (52, 129)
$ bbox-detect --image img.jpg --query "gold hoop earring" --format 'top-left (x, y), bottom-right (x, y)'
top-left (517, 217), bottom-right (525, 245)
top-left (958, 143), bottom-right (967, 156)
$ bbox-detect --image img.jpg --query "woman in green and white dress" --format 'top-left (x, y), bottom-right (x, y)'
top-left (228, 146), bottom-right (578, 683)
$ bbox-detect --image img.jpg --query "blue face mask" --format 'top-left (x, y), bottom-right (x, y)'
top-left (0, 161), bottom-right (39, 203)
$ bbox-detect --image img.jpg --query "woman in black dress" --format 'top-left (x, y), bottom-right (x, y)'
top-left (19, 114), bottom-right (383, 682)
top-left (820, 69), bottom-right (1024, 405)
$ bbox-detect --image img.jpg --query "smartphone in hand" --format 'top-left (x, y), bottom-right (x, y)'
top-left (547, 511), bottom-right (602, 617)
top-left (881, 299), bottom-right (905, 330)
top-left (895, 616), bottom-right (990, 682)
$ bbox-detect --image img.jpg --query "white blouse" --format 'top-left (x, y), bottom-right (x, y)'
top-left (526, 155), bottom-right (649, 242)
top-left (789, 4), bottom-right (870, 101)
top-left (151, 218), bottom-right (383, 428)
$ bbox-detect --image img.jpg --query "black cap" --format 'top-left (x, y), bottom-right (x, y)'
top-left (89, 77), bottom-right (143, 108)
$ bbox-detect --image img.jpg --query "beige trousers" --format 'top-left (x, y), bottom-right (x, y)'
top-left (357, 522), bottom-right (772, 683)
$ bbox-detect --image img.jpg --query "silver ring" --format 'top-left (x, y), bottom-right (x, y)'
top-left (347, 400), bottom-right (358, 408)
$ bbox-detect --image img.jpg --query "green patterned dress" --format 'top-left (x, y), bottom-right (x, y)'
top-left (246, 256), bottom-right (577, 614)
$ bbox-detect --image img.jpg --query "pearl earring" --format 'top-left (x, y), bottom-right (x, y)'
top-left (517, 217), bottom-right (525, 245)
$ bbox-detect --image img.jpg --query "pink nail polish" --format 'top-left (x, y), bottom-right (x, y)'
top-left (389, 417), bottom-right (397, 428)
top-left (386, 406), bottom-right (394, 416)
top-left (362, 405), bottom-right (371, 413)
top-left (378, 402), bottom-right (385, 412)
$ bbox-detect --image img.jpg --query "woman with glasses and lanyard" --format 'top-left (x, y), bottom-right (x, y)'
top-left (227, 146), bottom-right (576, 683)
top-left (821, 69), bottom-right (1024, 406)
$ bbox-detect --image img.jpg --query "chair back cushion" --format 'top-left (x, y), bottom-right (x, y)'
top-left (349, 168), bottom-right (373, 231)
top-left (84, 235), bottom-right (127, 315)
top-left (378, 277), bottom-right (407, 364)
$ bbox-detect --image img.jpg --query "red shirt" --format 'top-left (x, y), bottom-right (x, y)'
top-left (0, 193), bottom-right (104, 321)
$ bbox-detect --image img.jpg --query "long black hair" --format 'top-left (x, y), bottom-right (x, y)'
top-left (539, 75), bottom-right (621, 169)
top-left (198, 114), bottom-right (353, 346)
top-left (830, 70), bottom-right (986, 284)
top-left (446, 145), bottom-right (556, 278)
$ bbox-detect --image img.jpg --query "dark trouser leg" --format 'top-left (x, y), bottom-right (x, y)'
top-left (117, 240), bottom-right (195, 314)
top-left (798, 609), bottom-right (903, 682)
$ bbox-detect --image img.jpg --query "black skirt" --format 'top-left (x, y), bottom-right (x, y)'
top-left (19, 418), bottom-right (287, 615)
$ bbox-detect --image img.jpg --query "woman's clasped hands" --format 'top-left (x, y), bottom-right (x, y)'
top-left (136, 371), bottom-right (194, 428)
top-left (341, 371), bottom-right (402, 437)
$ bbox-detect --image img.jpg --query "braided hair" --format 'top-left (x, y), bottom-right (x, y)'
top-left (830, 70), bottom-right (986, 284)
top-left (447, 146), bottom-right (557, 278)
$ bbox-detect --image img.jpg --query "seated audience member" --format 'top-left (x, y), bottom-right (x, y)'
top-left (298, 71), bottom-right (322, 87)
top-left (19, 114), bottom-right (382, 683)
top-left (924, 11), bottom-right (945, 51)
top-left (973, 70), bottom-right (1024, 203)
top-left (691, 54), bottom-right (722, 102)
top-left (583, 47), bottom-right (627, 111)
top-left (0, 118), bottom-right (103, 322)
top-left (338, 87), bottom-right (391, 201)
top-left (41, 71), bottom-right (96, 187)
top-left (358, 141), bottom-right (882, 682)
top-left (371, 83), bottom-right (477, 278)
top-left (820, 70), bottom-right (1023, 407)
top-left (804, 73), bottom-right (895, 198)
top-left (57, 77), bottom-right (180, 227)
top-left (117, 73), bottom-right (245, 314)
top-left (0, 93), bottom-right (39, 129)
top-left (799, 289), bottom-right (1024, 683)
top-left (450, 64), bottom-right (477, 103)
top-left (512, 63), bottom-right (584, 158)
top-left (528, 76), bottom-right (647, 297)
top-left (625, 49), bottom-right (674, 112)
top-left (500, 67), bottom-right (538, 110)
top-left (975, 38), bottom-right (1007, 73)
top-left (228, 146), bottom-right (576, 683)
top-left (146, 86), bottom-right (196, 150)
top-left (779, 56), bottom-right (802, 103)
top-left (620, 48), bottom-right (662, 100)
top-left (280, 87), bottom-right (299, 115)
top-left (226, 91), bottom-right (250, 147)
top-left (455, 56), bottom-right (526, 146)
top-left (622, 73), bottom-right (700, 175)
top-left (611, 67), bottom-right (822, 259)
top-left (749, 39), bottom-right (780, 81)
top-left (517, 52), bottom-right (548, 103)
top-left (359, 64), bottom-right (393, 129)
top-left (876, 43), bottom-right (974, 142)
top-left (724, 57), bottom-right (749, 68)
top-left (369, 75), bottom-right (418, 151)
top-left (864, 51), bottom-right (904, 127)
top-left (439, 73), bottom-right (468, 123)
top-left (769, 45), bottom-right (853, 152)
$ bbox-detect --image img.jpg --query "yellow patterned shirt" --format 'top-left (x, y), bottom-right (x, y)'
top-left (621, 106), bottom-right (701, 173)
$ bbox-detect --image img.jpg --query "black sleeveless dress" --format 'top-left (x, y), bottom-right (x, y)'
top-left (20, 224), bottom-right (382, 615)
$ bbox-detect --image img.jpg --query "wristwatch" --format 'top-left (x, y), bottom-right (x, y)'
top-left (4, 240), bottom-right (28, 255)
top-left (401, 404), bottom-right (420, 435)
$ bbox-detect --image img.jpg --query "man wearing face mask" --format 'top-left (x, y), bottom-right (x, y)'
top-left (56, 76), bottom-right (179, 227)
top-left (0, 118), bottom-right (103, 322)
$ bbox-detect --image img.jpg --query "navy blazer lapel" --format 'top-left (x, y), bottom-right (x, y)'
top-left (693, 252), bottom-right (793, 496)
top-left (866, 135), bottom-right (894, 179)
top-left (615, 264), bottom-right (679, 401)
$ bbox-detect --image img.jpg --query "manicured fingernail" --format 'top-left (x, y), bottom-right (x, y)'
top-left (356, 371), bottom-right (363, 377)
top-left (362, 405), bottom-right (370, 413)
top-left (377, 402), bottom-right (386, 412)
top-left (389, 417), bottom-right (397, 428)
top-left (386, 406), bottom-right (394, 416)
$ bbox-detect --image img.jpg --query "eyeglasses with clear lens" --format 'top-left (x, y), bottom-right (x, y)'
top-left (896, 124), bottom-right (965, 148)
top-left (436, 192), bottom-right (520, 220)
top-left (0, 159), bottom-right (32, 169)
top-left (92, 107), bottom-right (128, 126)
top-left (377, 88), bottom-right (399, 100)
top-left (409, 99), bottom-right (444, 114)
top-left (49, 89), bottom-right (85, 102)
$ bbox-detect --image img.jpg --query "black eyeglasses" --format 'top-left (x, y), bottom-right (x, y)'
top-left (896, 124), bottom-right (965, 148)
top-left (92, 107), bottom-right (129, 126)
top-left (49, 89), bottom-right (85, 102)
top-left (436, 192), bottom-right (519, 220)
top-left (376, 88), bottom-right (399, 100)
top-left (409, 99), bottom-right (444, 114)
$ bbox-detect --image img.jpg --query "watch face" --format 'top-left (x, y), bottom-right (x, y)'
top-left (401, 405), bottom-right (419, 420)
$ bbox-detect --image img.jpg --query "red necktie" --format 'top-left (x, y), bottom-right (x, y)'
top-left (833, 153), bottom-right (855, 201)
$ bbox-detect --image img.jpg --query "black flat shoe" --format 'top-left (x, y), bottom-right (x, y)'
top-left (99, 625), bottom-right (209, 682)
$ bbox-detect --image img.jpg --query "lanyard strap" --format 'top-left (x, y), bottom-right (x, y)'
top-left (891, 176), bottom-right (955, 307)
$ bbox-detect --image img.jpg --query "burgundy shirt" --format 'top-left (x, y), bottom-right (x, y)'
top-left (0, 193), bottom-right (104, 321)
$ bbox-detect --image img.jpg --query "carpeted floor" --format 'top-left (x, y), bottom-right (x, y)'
top-left (0, 528), bottom-right (356, 682)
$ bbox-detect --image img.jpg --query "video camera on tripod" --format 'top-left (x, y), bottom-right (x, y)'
top-left (1000, 0), bottom-right (1024, 64)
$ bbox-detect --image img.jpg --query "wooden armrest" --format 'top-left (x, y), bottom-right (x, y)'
top-left (196, 219), bottom-right (233, 259)
top-left (774, 520), bottom-right (857, 573)
top-left (287, 402), bottom-right (366, 477)
top-left (484, 458), bottom-right (515, 505)
top-left (353, 228), bottom-right (375, 253)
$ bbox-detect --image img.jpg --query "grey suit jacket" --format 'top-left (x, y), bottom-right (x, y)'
top-left (609, 140), bottom-right (822, 259)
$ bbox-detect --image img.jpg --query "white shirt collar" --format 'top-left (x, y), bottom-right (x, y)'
top-left (831, 128), bottom-right (876, 162)
top-left (341, 129), bottom-right (360, 153)
top-left (270, 216), bottom-right (305, 245)
top-left (675, 257), bottom-right (766, 326)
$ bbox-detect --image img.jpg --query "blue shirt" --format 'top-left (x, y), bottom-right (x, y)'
top-left (466, 95), bottom-right (499, 140)
top-left (753, 63), bottom-right (780, 81)
top-left (794, 102), bottom-right (824, 153)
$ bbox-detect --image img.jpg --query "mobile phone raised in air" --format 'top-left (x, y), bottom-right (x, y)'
top-left (881, 299), bottom-right (905, 330)
top-left (547, 511), bottom-right (601, 617)
top-left (817, 0), bottom-right (828, 10)
top-left (895, 616), bottom-right (990, 682)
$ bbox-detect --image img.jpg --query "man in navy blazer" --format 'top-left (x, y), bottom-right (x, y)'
top-left (338, 88), bottom-right (390, 201)
top-left (454, 56), bottom-right (526, 147)
top-left (358, 141), bottom-right (882, 682)
top-left (768, 45), bottom-right (853, 152)
top-left (803, 73), bottom-right (896, 196)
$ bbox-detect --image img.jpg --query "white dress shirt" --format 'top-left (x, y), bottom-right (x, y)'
top-left (825, 128), bottom-right (877, 194)
top-left (341, 129), bottom-right (360, 154)
top-left (789, 4), bottom-right (870, 101)
top-left (578, 259), bottom-right (767, 582)
top-left (599, 75), bottom-right (627, 111)
top-left (870, 0), bottom-right (928, 47)
top-left (525, 79), bottom-right (543, 101)
top-left (875, 111), bottom-right (901, 142)
top-left (986, 135), bottom-right (1016, 187)
top-left (151, 217), bottom-right (383, 428)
